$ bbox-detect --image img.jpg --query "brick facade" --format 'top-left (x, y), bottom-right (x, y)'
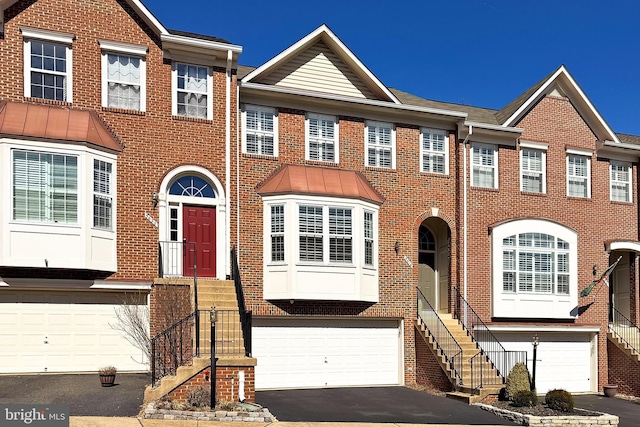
top-left (167, 365), bottom-right (255, 404)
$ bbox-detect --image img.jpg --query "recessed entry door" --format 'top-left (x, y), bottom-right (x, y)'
top-left (183, 205), bottom-right (217, 277)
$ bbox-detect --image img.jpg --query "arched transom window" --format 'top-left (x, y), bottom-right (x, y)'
top-left (169, 175), bottom-right (216, 198)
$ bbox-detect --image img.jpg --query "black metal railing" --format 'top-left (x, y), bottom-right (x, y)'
top-left (452, 286), bottom-right (526, 391)
top-left (158, 239), bottom-right (198, 311)
top-left (151, 311), bottom-right (199, 387)
top-left (231, 247), bottom-right (252, 357)
top-left (610, 306), bottom-right (640, 355)
top-left (417, 288), bottom-right (462, 386)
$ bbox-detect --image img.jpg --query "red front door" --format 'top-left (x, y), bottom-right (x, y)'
top-left (183, 205), bottom-right (217, 277)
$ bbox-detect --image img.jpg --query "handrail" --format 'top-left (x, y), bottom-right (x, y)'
top-left (157, 240), bottom-right (198, 311)
top-left (452, 286), bottom-right (526, 390)
top-left (230, 247), bottom-right (252, 357)
top-left (610, 306), bottom-right (640, 355)
top-left (151, 311), bottom-right (197, 387)
top-left (417, 287), bottom-right (462, 386)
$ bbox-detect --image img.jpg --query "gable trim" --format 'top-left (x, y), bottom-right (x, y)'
top-left (242, 24), bottom-right (400, 104)
top-left (502, 65), bottom-right (620, 144)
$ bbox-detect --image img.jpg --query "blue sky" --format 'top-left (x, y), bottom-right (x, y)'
top-left (145, 0), bottom-right (640, 136)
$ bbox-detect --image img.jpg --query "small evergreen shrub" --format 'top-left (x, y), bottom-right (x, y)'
top-left (512, 390), bottom-right (538, 407)
top-left (186, 386), bottom-right (211, 408)
top-left (545, 389), bottom-right (574, 412)
top-left (505, 362), bottom-right (532, 400)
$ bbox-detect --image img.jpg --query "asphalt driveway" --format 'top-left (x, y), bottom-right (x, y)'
top-left (256, 386), bottom-right (518, 425)
top-left (0, 373), bottom-right (150, 416)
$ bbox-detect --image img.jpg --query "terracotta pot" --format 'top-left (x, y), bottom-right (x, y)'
top-left (603, 384), bottom-right (618, 398)
top-left (99, 374), bottom-right (116, 387)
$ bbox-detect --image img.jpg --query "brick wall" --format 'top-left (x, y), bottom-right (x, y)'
top-left (607, 341), bottom-right (640, 396)
top-left (167, 365), bottom-right (255, 404)
top-left (414, 328), bottom-right (454, 392)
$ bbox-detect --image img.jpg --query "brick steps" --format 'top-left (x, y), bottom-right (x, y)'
top-left (607, 329), bottom-right (640, 363)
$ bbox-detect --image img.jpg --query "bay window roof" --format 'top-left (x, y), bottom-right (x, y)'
top-left (256, 164), bottom-right (384, 205)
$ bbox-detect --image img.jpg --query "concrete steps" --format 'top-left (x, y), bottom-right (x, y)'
top-left (416, 313), bottom-right (504, 404)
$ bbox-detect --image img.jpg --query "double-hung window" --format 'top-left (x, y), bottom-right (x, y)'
top-left (243, 105), bottom-right (277, 156)
top-left (566, 152), bottom-right (591, 198)
top-left (365, 121), bottom-right (394, 168)
top-left (502, 232), bottom-right (570, 295)
top-left (12, 149), bottom-right (78, 223)
top-left (471, 144), bottom-right (498, 188)
top-left (173, 63), bottom-right (211, 120)
top-left (298, 205), bottom-right (353, 264)
top-left (299, 206), bottom-right (324, 262)
top-left (306, 113), bottom-right (338, 163)
top-left (329, 208), bottom-right (352, 263)
top-left (93, 159), bottom-right (113, 230)
top-left (420, 128), bottom-right (448, 174)
top-left (364, 211), bottom-right (374, 266)
top-left (99, 40), bottom-right (147, 111)
top-left (520, 146), bottom-right (546, 193)
top-left (22, 28), bottom-right (74, 102)
top-left (610, 161), bottom-right (632, 202)
top-left (270, 205), bottom-right (285, 262)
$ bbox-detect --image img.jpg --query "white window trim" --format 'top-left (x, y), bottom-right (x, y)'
top-left (242, 105), bottom-right (278, 157)
top-left (364, 120), bottom-right (396, 169)
top-left (171, 62), bottom-right (213, 120)
top-left (520, 147), bottom-right (547, 193)
top-left (22, 27), bottom-right (74, 102)
top-left (99, 40), bottom-right (147, 112)
top-left (566, 153), bottom-right (591, 198)
top-left (305, 113), bottom-right (339, 163)
top-left (492, 219), bottom-right (578, 319)
top-left (610, 161), bottom-right (632, 203)
top-left (470, 143), bottom-right (498, 189)
top-left (420, 128), bottom-right (449, 175)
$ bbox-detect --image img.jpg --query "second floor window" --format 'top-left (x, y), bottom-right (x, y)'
top-left (520, 148), bottom-right (545, 193)
top-left (610, 161), bottom-right (632, 202)
top-left (104, 53), bottom-right (143, 111)
top-left (567, 154), bottom-right (590, 198)
top-left (471, 144), bottom-right (497, 188)
top-left (244, 106), bottom-right (277, 156)
top-left (365, 121), bottom-right (394, 168)
top-left (174, 63), bottom-right (210, 119)
top-left (306, 113), bottom-right (338, 163)
top-left (421, 128), bottom-right (448, 174)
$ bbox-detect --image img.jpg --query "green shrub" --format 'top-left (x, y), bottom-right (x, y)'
top-left (512, 390), bottom-right (538, 407)
top-left (505, 362), bottom-right (532, 400)
top-left (545, 389), bottom-right (574, 412)
top-left (186, 385), bottom-right (211, 408)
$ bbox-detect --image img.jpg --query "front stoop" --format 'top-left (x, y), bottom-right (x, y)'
top-left (143, 356), bottom-right (257, 404)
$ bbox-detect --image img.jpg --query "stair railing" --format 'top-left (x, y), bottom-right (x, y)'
top-left (151, 311), bottom-right (198, 387)
top-left (417, 288), bottom-right (462, 386)
top-left (610, 306), bottom-right (640, 355)
top-left (230, 246), bottom-right (252, 357)
top-left (452, 286), bottom-right (526, 391)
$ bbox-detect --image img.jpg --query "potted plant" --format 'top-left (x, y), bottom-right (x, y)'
top-left (603, 384), bottom-right (618, 398)
top-left (98, 366), bottom-right (117, 387)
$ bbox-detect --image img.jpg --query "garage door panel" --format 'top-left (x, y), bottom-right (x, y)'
top-left (0, 291), bottom-right (149, 373)
top-left (253, 318), bottom-right (401, 390)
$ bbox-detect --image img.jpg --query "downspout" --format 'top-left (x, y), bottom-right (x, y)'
top-left (236, 81), bottom-right (240, 259)
top-left (225, 49), bottom-right (232, 279)
top-left (462, 125), bottom-right (472, 305)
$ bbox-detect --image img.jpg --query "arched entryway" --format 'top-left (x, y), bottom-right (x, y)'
top-left (158, 166), bottom-right (227, 279)
top-left (418, 217), bottom-right (451, 313)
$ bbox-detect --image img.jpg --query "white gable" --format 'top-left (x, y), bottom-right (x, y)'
top-left (257, 40), bottom-right (379, 99)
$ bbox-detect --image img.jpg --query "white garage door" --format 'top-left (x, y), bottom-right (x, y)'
top-left (493, 331), bottom-right (595, 393)
top-left (253, 318), bottom-right (402, 390)
top-left (0, 290), bottom-right (149, 373)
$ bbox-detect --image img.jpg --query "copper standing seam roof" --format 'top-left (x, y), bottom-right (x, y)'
top-left (256, 164), bottom-right (385, 205)
top-left (0, 101), bottom-right (123, 152)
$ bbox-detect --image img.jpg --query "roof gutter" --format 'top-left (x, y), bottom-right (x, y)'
top-left (161, 33), bottom-right (242, 54)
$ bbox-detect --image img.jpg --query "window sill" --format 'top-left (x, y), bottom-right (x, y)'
top-left (365, 166), bottom-right (396, 173)
top-left (102, 107), bottom-right (145, 116)
top-left (610, 200), bottom-right (633, 206)
top-left (520, 191), bottom-right (546, 197)
top-left (242, 153), bottom-right (278, 161)
top-left (566, 195), bottom-right (591, 201)
top-left (172, 115), bottom-right (212, 124)
top-left (470, 186), bottom-right (499, 192)
top-left (420, 171), bottom-right (449, 177)
top-left (24, 97), bottom-right (71, 107)
top-left (304, 160), bottom-right (339, 168)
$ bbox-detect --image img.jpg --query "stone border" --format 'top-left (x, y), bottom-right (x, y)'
top-left (474, 403), bottom-right (619, 427)
top-left (143, 403), bottom-right (276, 422)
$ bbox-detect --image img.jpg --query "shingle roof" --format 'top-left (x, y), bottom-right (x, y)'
top-left (168, 29), bottom-right (231, 44)
top-left (0, 101), bottom-right (123, 152)
top-left (256, 164), bottom-right (385, 205)
top-left (617, 133), bottom-right (640, 146)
